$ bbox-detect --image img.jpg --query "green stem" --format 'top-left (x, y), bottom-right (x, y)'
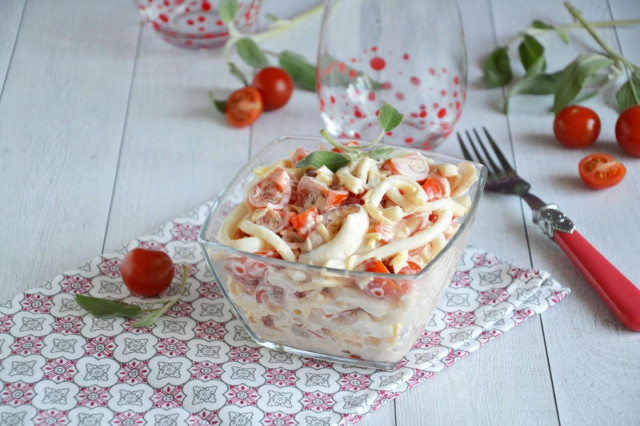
top-left (251, 3), bottom-right (324, 44)
top-left (564, 2), bottom-right (639, 71)
top-left (320, 129), bottom-right (359, 152)
top-left (558, 18), bottom-right (640, 29)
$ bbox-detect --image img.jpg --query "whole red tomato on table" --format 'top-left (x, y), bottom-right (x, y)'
top-left (616, 105), bottom-right (640, 157)
top-left (121, 248), bottom-right (175, 297)
top-left (252, 67), bottom-right (294, 111)
top-left (553, 105), bottom-right (601, 148)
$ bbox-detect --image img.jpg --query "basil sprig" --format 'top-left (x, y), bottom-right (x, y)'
top-left (295, 103), bottom-right (404, 172)
top-left (75, 265), bottom-right (188, 328)
top-left (483, 2), bottom-right (640, 113)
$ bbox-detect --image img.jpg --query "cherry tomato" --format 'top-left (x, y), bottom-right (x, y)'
top-left (252, 67), bottom-right (294, 111)
top-left (249, 168), bottom-right (292, 209)
top-left (225, 87), bottom-right (263, 127)
top-left (616, 105), bottom-right (640, 157)
top-left (297, 176), bottom-right (349, 213)
top-left (121, 248), bottom-right (174, 297)
top-left (360, 258), bottom-right (399, 299)
top-left (291, 147), bottom-right (310, 165)
top-left (290, 207), bottom-right (319, 238)
top-left (553, 105), bottom-right (601, 148)
top-left (254, 208), bottom-right (292, 233)
top-left (578, 153), bottom-right (626, 189)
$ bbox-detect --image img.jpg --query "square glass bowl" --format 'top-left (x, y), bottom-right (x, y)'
top-left (198, 136), bottom-right (486, 369)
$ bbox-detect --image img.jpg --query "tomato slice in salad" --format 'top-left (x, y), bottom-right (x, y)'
top-left (360, 258), bottom-right (400, 299)
top-left (578, 153), bottom-right (626, 189)
top-left (383, 152), bottom-right (430, 180)
top-left (297, 176), bottom-right (349, 213)
top-left (249, 168), bottom-right (292, 209)
top-left (255, 208), bottom-right (292, 233)
top-left (291, 147), bottom-right (310, 165)
top-left (421, 177), bottom-right (446, 201)
top-left (290, 207), bottom-right (319, 238)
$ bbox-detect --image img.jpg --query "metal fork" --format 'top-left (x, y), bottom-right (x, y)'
top-left (458, 128), bottom-right (640, 332)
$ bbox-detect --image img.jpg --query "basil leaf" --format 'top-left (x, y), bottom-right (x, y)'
top-left (218, 0), bottom-right (238, 24)
top-left (552, 53), bottom-right (613, 113)
top-left (75, 294), bottom-right (142, 318)
top-left (279, 50), bottom-right (316, 92)
top-left (519, 35), bottom-right (546, 76)
top-left (377, 104), bottom-right (404, 132)
top-left (616, 72), bottom-right (640, 111)
top-left (295, 151), bottom-right (351, 172)
top-left (367, 147), bottom-right (395, 161)
top-left (236, 38), bottom-right (270, 69)
top-left (555, 26), bottom-right (570, 44)
top-left (531, 20), bottom-right (553, 30)
top-left (229, 62), bottom-right (248, 86)
top-left (208, 91), bottom-right (226, 114)
top-left (484, 46), bottom-right (512, 88)
top-left (503, 71), bottom-right (562, 113)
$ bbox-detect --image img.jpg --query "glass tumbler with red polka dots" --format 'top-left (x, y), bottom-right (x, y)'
top-left (135, 0), bottom-right (262, 49)
top-left (317, 0), bottom-right (467, 150)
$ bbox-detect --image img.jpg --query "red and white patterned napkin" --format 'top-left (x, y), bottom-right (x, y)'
top-left (0, 203), bottom-right (569, 426)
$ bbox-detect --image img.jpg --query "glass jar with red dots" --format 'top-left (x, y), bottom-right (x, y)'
top-left (134, 0), bottom-right (262, 49)
top-left (317, 0), bottom-right (467, 150)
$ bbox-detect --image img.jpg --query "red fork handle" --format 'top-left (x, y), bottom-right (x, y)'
top-left (554, 230), bottom-right (640, 331)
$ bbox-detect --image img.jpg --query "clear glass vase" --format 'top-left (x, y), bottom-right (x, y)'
top-left (317, 0), bottom-right (468, 150)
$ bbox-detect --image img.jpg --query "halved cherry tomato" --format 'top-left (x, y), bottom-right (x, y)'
top-left (225, 87), bottom-right (263, 127)
top-left (616, 105), bottom-right (640, 157)
top-left (360, 258), bottom-right (400, 299)
top-left (121, 248), bottom-right (174, 297)
top-left (553, 105), bottom-right (601, 148)
top-left (290, 207), bottom-right (319, 238)
top-left (252, 67), bottom-right (294, 111)
top-left (578, 153), bottom-right (626, 189)
top-left (249, 168), bottom-right (292, 209)
top-left (383, 153), bottom-right (430, 180)
top-left (255, 208), bottom-right (292, 233)
top-left (396, 260), bottom-right (423, 294)
top-left (291, 147), bottom-right (311, 165)
top-left (297, 176), bottom-right (348, 213)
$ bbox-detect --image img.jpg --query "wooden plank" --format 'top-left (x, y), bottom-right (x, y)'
top-left (102, 27), bottom-right (251, 250)
top-left (394, 0), bottom-right (559, 425)
top-left (492, 0), bottom-right (640, 425)
top-left (0, 0), bottom-right (139, 298)
top-left (0, 0), bottom-right (25, 93)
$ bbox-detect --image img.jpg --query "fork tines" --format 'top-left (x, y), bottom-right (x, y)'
top-left (457, 127), bottom-right (516, 181)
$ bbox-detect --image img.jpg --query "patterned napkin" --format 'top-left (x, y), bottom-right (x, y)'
top-left (0, 203), bottom-right (569, 426)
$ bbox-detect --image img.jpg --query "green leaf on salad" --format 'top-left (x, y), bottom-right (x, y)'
top-left (279, 50), bottom-right (317, 92)
top-left (367, 147), bottom-right (395, 161)
top-left (295, 151), bottom-right (351, 172)
top-left (236, 38), bottom-right (270, 69)
top-left (519, 34), bottom-right (546, 76)
top-left (208, 91), bottom-right (227, 114)
top-left (377, 103), bottom-right (404, 132)
top-left (229, 62), bottom-right (248, 86)
top-left (484, 46), bottom-right (513, 88)
top-left (503, 71), bottom-right (562, 113)
top-left (552, 53), bottom-right (613, 113)
top-left (75, 295), bottom-right (142, 318)
top-left (218, 0), bottom-right (238, 24)
top-left (616, 72), bottom-right (640, 111)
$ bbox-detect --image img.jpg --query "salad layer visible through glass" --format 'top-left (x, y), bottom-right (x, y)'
top-left (199, 136), bottom-right (486, 368)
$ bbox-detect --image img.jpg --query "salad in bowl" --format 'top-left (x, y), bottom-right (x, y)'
top-left (199, 106), bottom-right (486, 368)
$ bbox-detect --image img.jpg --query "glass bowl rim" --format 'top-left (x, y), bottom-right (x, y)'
top-left (197, 135), bottom-right (487, 281)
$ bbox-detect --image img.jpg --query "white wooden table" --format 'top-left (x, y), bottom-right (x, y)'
top-left (1, 0), bottom-right (639, 424)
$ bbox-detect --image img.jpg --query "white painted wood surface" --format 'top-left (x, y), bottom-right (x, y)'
top-left (1, 0), bottom-right (639, 425)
